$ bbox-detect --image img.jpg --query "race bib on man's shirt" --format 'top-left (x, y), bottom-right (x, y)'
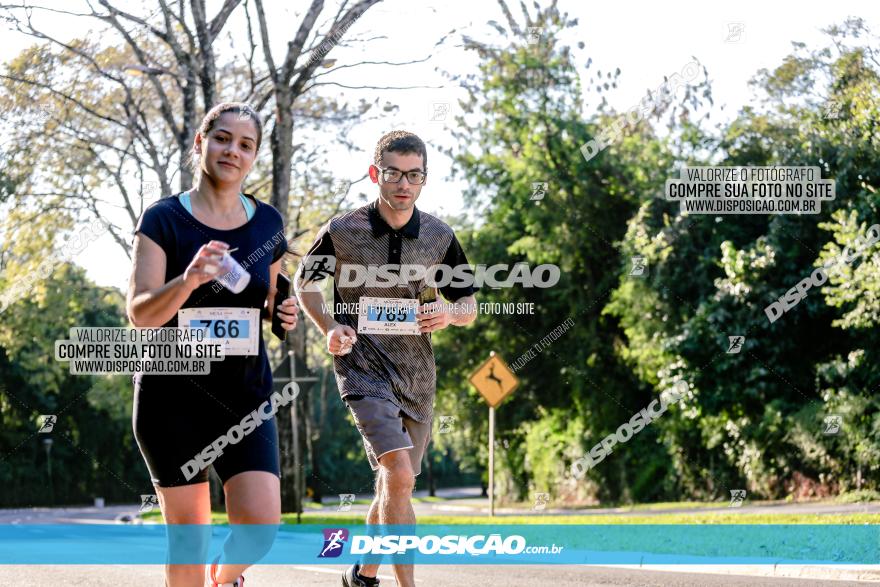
top-left (177, 307), bottom-right (259, 355)
top-left (357, 296), bottom-right (420, 335)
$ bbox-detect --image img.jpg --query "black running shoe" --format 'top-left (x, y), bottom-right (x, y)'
top-left (342, 562), bottom-right (379, 586)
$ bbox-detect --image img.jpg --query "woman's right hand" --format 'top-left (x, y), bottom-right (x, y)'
top-left (183, 240), bottom-right (229, 291)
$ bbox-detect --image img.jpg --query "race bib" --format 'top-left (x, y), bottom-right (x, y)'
top-left (177, 307), bottom-right (259, 356)
top-left (357, 296), bottom-right (420, 335)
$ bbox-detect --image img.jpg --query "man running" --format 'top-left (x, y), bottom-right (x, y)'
top-left (296, 131), bottom-right (478, 587)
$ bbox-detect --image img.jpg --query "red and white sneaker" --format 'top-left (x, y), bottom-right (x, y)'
top-left (207, 556), bottom-right (245, 587)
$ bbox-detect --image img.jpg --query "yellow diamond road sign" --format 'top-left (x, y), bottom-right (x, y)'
top-left (469, 353), bottom-right (519, 408)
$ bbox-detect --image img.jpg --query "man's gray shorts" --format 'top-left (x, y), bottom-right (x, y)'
top-left (344, 395), bottom-right (432, 476)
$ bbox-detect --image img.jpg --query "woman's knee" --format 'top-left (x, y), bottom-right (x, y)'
top-left (225, 522), bottom-right (279, 562)
top-left (166, 524), bottom-right (212, 564)
top-left (224, 471), bottom-right (281, 525)
top-left (156, 483), bottom-right (212, 564)
top-left (157, 482), bottom-right (211, 524)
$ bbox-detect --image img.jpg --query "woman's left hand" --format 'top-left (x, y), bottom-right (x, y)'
top-left (276, 296), bottom-right (299, 330)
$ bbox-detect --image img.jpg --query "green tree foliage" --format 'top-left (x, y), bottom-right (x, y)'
top-left (0, 262), bottom-right (147, 506)
top-left (437, 2), bottom-right (707, 503)
top-left (607, 17), bottom-right (880, 499)
top-left (0, 188), bottom-right (148, 506)
top-left (444, 7), bottom-right (878, 503)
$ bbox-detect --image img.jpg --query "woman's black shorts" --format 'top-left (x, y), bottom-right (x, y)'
top-left (133, 376), bottom-right (281, 487)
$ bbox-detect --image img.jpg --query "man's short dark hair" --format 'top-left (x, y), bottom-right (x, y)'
top-left (374, 131), bottom-right (428, 172)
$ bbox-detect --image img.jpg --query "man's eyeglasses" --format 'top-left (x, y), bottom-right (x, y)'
top-left (376, 166), bottom-right (427, 185)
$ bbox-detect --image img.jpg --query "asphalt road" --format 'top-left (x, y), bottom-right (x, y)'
top-left (2, 494), bottom-right (878, 585)
top-left (0, 564), bottom-right (870, 586)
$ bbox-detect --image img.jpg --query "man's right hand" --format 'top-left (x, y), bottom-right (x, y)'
top-left (327, 323), bottom-right (357, 355)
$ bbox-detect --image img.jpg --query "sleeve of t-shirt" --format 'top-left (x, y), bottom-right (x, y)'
top-left (133, 202), bottom-right (173, 254)
top-left (295, 222), bottom-right (336, 291)
top-left (271, 225), bottom-right (289, 263)
top-left (439, 233), bottom-right (479, 302)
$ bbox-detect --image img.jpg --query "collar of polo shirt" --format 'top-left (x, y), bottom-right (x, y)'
top-left (368, 200), bottom-right (421, 238)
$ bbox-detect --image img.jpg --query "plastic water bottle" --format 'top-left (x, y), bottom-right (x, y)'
top-left (216, 252), bottom-right (251, 293)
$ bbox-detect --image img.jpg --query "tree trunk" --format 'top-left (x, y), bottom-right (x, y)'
top-left (269, 89), bottom-right (294, 215)
top-left (178, 71), bottom-right (197, 190)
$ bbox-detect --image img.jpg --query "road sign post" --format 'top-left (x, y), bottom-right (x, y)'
top-left (488, 404), bottom-right (495, 516)
top-left (468, 351), bottom-right (519, 517)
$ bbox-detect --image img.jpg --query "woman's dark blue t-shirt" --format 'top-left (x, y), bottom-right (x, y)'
top-left (133, 193), bottom-right (288, 400)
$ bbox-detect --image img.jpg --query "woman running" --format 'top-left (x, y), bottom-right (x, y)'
top-left (126, 102), bottom-right (298, 587)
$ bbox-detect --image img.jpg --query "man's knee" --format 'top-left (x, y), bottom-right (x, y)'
top-left (374, 470), bottom-right (383, 493)
top-left (378, 451), bottom-right (415, 495)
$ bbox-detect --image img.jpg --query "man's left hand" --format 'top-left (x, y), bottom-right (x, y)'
top-left (417, 301), bottom-right (451, 333)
